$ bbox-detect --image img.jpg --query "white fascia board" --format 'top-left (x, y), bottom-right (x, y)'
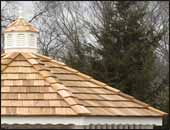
top-left (1, 116), bottom-right (162, 126)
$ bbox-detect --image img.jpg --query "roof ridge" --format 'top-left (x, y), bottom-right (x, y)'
top-left (22, 53), bottom-right (91, 116)
top-left (1, 52), bottom-right (20, 72)
top-left (33, 53), bottom-right (166, 116)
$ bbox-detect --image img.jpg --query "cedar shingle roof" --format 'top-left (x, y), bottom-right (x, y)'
top-left (4, 18), bottom-right (38, 33)
top-left (1, 52), bottom-right (166, 117)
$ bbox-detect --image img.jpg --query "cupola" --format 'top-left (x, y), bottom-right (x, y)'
top-left (4, 9), bottom-right (39, 53)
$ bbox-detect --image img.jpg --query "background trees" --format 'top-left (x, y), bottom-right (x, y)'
top-left (1, 1), bottom-right (169, 128)
top-left (1, 1), bottom-right (18, 53)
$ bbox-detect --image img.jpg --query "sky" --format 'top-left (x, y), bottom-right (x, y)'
top-left (16, 1), bottom-right (34, 20)
top-left (1, 1), bottom-right (34, 20)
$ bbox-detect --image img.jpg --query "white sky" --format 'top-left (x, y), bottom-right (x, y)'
top-left (1, 1), bottom-right (34, 20)
top-left (16, 1), bottom-right (34, 20)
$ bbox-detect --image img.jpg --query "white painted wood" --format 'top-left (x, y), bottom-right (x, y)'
top-left (1, 116), bottom-right (162, 126)
top-left (73, 125), bottom-right (84, 129)
top-left (5, 48), bottom-right (38, 53)
top-left (112, 124), bottom-right (117, 129)
top-left (95, 124), bottom-right (101, 129)
top-left (140, 125), bottom-right (145, 129)
top-left (107, 124), bottom-right (112, 129)
top-left (143, 125), bottom-right (154, 129)
top-left (138, 124), bottom-right (142, 129)
top-left (84, 125), bottom-right (89, 129)
top-left (4, 32), bottom-right (38, 53)
top-left (102, 124), bottom-right (107, 129)
top-left (124, 124), bottom-right (129, 129)
top-left (118, 124), bottom-right (124, 129)
top-left (129, 124), bottom-right (135, 129)
top-left (89, 124), bottom-right (95, 129)
top-left (134, 124), bottom-right (140, 129)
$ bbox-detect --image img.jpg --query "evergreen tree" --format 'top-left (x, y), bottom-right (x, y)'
top-left (91, 1), bottom-right (165, 101)
top-left (66, 1), bottom-right (165, 102)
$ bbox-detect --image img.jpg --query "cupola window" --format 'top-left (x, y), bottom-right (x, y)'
top-left (17, 34), bottom-right (25, 46)
top-left (4, 16), bottom-right (38, 53)
top-left (29, 34), bottom-right (35, 46)
top-left (6, 34), bottom-right (13, 47)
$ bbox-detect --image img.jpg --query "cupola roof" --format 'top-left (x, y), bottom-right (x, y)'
top-left (4, 18), bottom-right (38, 33)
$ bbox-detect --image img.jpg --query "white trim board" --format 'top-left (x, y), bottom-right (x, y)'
top-left (1, 116), bottom-right (162, 126)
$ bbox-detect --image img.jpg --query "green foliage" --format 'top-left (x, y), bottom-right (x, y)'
top-left (66, 2), bottom-right (164, 94)
top-left (84, 1), bottom-right (165, 101)
top-left (64, 2), bottom-right (168, 124)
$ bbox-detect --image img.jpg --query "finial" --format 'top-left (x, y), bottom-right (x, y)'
top-left (18, 7), bottom-right (23, 18)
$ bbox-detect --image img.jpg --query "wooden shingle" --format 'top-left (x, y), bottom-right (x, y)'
top-left (1, 52), bottom-right (167, 117)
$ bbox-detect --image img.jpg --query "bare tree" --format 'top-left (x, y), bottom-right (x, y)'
top-left (1, 1), bottom-right (51, 53)
top-left (145, 1), bottom-right (169, 64)
top-left (1, 1), bottom-right (19, 53)
top-left (1, 1), bottom-right (18, 27)
top-left (33, 1), bottom-right (90, 63)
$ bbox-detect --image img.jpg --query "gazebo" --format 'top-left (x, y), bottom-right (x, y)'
top-left (1, 15), bottom-right (167, 129)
